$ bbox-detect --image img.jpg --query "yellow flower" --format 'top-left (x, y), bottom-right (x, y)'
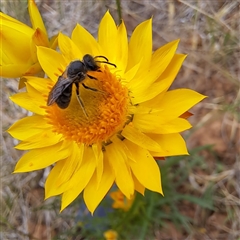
top-left (110, 190), bottom-right (135, 211)
top-left (7, 11), bottom-right (206, 214)
top-left (0, 0), bottom-right (56, 79)
top-left (104, 230), bottom-right (118, 240)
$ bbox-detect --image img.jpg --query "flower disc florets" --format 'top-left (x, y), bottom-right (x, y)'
top-left (45, 66), bottom-right (129, 146)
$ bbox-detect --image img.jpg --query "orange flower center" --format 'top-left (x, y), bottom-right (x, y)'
top-left (45, 66), bottom-right (129, 146)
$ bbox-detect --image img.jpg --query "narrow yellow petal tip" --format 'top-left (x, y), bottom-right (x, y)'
top-left (28, 0), bottom-right (48, 36)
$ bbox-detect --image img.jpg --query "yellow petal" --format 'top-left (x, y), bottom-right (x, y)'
top-left (133, 54), bottom-right (187, 104)
top-left (7, 115), bottom-right (49, 140)
top-left (157, 118), bottom-right (193, 134)
top-left (133, 106), bottom-right (173, 124)
top-left (128, 40), bottom-right (179, 96)
top-left (155, 53), bottom-right (187, 85)
top-left (132, 174), bottom-right (145, 195)
top-left (150, 40), bottom-right (180, 82)
top-left (25, 83), bottom-right (46, 106)
top-left (15, 131), bottom-right (62, 150)
top-left (105, 137), bottom-right (134, 198)
top-left (134, 105), bottom-right (163, 115)
top-left (32, 28), bottom-right (49, 47)
top-left (127, 18), bottom-right (152, 73)
top-left (37, 46), bottom-right (67, 82)
top-left (45, 159), bottom-right (69, 198)
top-left (0, 24), bottom-right (33, 64)
top-left (58, 32), bottom-right (83, 63)
top-left (28, 0), bottom-right (48, 36)
top-left (44, 141), bottom-right (78, 198)
top-left (0, 12), bottom-right (32, 27)
top-left (55, 142), bottom-right (84, 188)
top-left (23, 76), bottom-right (49, 93)
top-left (31, 28), bottom-right (49, 62)
top-left (14, 141), bottom-right (69, 172)
top-left (71, 24), bottom-right (101, 56)
top-left (10, 92), bottom-right (46, 115)
top-left (121, 124), bottom-right (163, 152)
top-left (0, 12), bottom-right (33, 35)
top-left (60, 146), bottom-right (96, 211)
top-left (133, 114), bottom-right (192, 134)
top-left (151, 89), bottom-right (207, 115)
top-left (122, 62), bottom-right (141, 85)
top-left (0, 48), bottom-right (11, 65)
top-left (49, 33), bottom-right (58, 49)
top-left (115, 20), bottom-right (128, 73)
top-left (125, 140), bottom-right (162, 194)
top-left (83, 156), bottom-right (115, 214)
top-left (132, 79), bottom-right (170, 105)
top-left (148, 133), bottom-right (189, 157)
top-left (98, 11), bottom-right (118, 62)
top-left (0, 64), bottom-right (31, 78)
top-left (18, 78), bottom-right (27, 89)
top-left (92, 143), bottom-right (104, 188)
top-left (24, 62), bottom-right (42, 76)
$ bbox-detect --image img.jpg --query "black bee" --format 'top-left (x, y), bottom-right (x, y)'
top-left (47, 54), bottom-right (116, 117)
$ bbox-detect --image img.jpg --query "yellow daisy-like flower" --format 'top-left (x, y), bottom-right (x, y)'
top-left (104, 230), bottom-right (118, 240)
top-left (7, 11), bottom-right (206, 214)
top-left (0, 0), bottom-right (57, 79)
top-left (110, 190), bottom-right (135, 211)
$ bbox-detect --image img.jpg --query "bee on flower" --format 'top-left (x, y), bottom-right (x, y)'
top-left (5, 2), bottom-right (206, 214)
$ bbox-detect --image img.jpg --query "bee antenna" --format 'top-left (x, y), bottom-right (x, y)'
top-left (95, 61), bottom-right (117, 68)
top-left (94, 55), bottom-right (109, 62)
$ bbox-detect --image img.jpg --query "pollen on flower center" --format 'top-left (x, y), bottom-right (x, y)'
top-left (45, 66), bottom-right (129, 146)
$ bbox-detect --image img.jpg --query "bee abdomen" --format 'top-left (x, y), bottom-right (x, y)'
top-left (56, 85), bottom-right (72, 109)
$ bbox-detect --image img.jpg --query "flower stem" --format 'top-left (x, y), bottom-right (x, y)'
top-left (138, 192), bottom-right (156, 239)
top-left (115, 0), bottom-right (122, 24)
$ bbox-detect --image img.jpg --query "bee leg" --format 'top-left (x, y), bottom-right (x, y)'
top-left (75, 83), bottom-right (88, 118)
top-left (82, 83), bottom-right (106, 94)
top-left (87, 74), bottom-right (98, 80)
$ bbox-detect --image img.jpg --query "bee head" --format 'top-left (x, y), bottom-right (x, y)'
top-left (83, 54), bottom-right (100, 71)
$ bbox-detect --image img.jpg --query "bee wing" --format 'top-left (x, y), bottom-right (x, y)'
top-left (47, 76), bottom-right (73, 106)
